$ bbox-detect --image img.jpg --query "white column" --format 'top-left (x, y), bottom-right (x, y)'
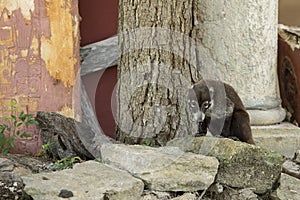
top-left (196, 0), bottom-right (285, 125)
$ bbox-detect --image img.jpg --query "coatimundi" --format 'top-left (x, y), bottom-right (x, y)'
top-left (188, 79), bottom-right (255, 144)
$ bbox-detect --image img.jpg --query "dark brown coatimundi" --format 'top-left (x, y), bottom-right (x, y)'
top-left (188, 79), bottom-right (255, 144)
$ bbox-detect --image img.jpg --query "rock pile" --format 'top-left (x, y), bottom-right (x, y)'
top-left (1, 136), bottom-right (298, 199)
top-left (167, 137), bottom-right (284, 196)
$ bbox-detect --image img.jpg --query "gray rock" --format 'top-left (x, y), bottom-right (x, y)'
top-left (140, 193), bottom-right (160, 200)
top-left (36, 110), bottom-right (115, 160)
top-left (167, 137), bottom-right (284, 194)
top-left (252, 123), bottom-right (300, 158)
top-left (171, 192), bottom-right (197, 200)
top-left (271, 173), bottom-right (300, 200)
top-left (58, 189), bottom-right (73, 198)
top-left (0, 171), bottom-right (24, 200)
top-left (282, 159), bottom-right (300, 179)
top-left (22, 160), bottom-right (144, 200)
top-left (209, 187), bottom-right (258, 200)
top-left (141, 191), bottom-right (198, 200)
top-left (1, 154), bottom-right (53, 174)
top-left (36, 111), bottom-right (95, 160)
top-left (0, 156), bottom-right (32, 199)
top-left (141, 191), bottom-right (171, 200)
top-left (0, 158), bottom-right (14, 172)
top-left (100, 144), bottom-right (219, 192)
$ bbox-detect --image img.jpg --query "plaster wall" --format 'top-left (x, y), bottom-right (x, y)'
top-left (0, 0), bottom-right (80, 153)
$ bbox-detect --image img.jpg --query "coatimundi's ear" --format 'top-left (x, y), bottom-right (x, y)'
top-left (209, 86), bottom-right (214, 99)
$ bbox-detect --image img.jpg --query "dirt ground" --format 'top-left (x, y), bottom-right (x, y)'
top-left (279, 0), bottom-right (300, 26)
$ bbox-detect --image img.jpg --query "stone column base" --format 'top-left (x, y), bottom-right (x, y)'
top-left (248, 107), bottom-right (286, 125)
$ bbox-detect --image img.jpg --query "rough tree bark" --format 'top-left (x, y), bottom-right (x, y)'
top-left (117, 0), bottom-right (204, 146)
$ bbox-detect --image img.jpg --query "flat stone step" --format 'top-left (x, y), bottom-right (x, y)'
top-left (22, 161), bottom-right (144, 200)
top-left (252, 122), bottom-right (300, 158)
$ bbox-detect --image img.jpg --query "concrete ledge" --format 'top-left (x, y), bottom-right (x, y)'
top-left (252, 123), bottom-right (300, 158)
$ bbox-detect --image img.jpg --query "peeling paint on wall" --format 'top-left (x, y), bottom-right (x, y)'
top-left (41, 0), bottom-right (79, 88)
top-left (0, 0), bottom-right (34, 21)
top-left (0, 0), bottom-right (80, 154)
top-left (57, 105), bottom-right (75, 118)
top-left (0, 49), bottom-right (11, 84)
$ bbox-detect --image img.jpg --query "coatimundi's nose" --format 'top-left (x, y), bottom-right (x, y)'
top-left (188, 99), bottom-right (206, 122)
top-left (192, 111), bottom-right (205, 123)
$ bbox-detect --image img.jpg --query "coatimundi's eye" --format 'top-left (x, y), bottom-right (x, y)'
top-left (201, 101), bottom-right (211, 111)
top-left (189, 100), bottom-right (198, 107)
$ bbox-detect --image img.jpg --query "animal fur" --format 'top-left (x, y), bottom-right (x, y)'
top-left (188, 79), bottom-right (255, 144)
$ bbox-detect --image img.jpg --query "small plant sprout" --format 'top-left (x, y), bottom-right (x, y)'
top-left (0, 100), bottom-right (38, 153)
top-left (53, 156), bottom-right (82, 170)
top-left (142, 139), bottom-right (152, 146)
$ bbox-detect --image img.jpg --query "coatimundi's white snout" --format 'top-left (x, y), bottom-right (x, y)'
top-left (188, 99), bottom-right (212, 122)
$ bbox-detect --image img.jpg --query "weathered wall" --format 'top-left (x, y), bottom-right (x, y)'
top-left (0, 0), bottom-right (80, 153)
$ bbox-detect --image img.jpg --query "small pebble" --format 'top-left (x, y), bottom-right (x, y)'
top-left (58, 189), bottom-right (73, 198)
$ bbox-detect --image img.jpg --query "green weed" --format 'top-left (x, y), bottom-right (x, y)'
top-left (0, 100), bottom-right (38, 153)
top-left (53, 156), bottom-right (82, 170)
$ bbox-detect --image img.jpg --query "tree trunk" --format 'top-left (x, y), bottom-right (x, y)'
top-left (117, 0), bottom-right (204, 146)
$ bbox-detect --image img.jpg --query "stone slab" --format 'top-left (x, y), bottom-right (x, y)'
top-left (167, 137), bottom-right (284, 194)
top-left (252, 122), bottom-right (300, 158)
top-left (101, 144), bottom-right (219, 192)
top-left (272, 173), bottom-right (300, 200)
top-left (22, 161), bottom-right (144, 200)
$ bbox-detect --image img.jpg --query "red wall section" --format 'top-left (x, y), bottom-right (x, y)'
top-left (95, 67), bottom-right (117, 139)
top-left (79, 1), bottom-right (118, 138)
top-left (79, 0), bottom-right (118, 46)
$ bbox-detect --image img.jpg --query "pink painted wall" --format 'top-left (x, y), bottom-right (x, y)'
top-left (0, 0), bottom-right (80, 154)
